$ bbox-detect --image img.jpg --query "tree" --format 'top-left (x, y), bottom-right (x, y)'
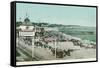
top-left (16, 22), bottom-right (22, 27)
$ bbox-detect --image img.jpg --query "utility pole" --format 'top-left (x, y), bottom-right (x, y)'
top-left (32, 36), bottom-right (34, 60)
top-left (55, 39), bottom-right (56, 59)
top-left (32, 26), bottom-right (36, 60)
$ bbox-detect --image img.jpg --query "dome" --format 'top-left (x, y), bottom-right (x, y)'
top-left (24, 17), bottom-right (30, 23)
top-left (22, 17), bottom-right (32, 26)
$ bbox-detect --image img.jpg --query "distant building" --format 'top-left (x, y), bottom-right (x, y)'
top-left (16, 16), bottom-right (45, 46)
top-left (17, 17), bottom-right (34, 32)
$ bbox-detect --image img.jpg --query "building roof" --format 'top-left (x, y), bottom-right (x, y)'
top-left (21, 17), bottom-right (32, 26)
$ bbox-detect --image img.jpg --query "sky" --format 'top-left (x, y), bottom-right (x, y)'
top-left (16, 3), bottom-right (96, 27)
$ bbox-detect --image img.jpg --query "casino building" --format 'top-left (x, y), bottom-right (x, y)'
top-left (16, 16), bottom-right (45, 45)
